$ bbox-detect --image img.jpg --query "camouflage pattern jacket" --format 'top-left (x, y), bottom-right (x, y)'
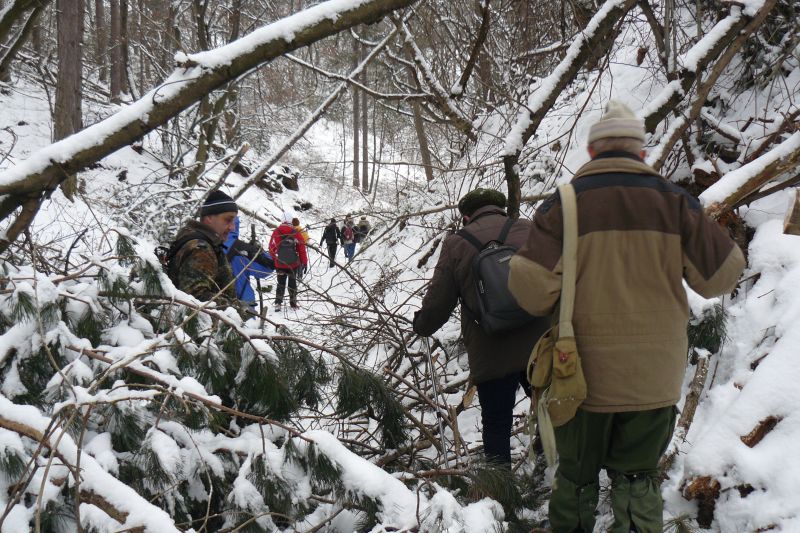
top-left (173, 220), bottom-right (240, 311)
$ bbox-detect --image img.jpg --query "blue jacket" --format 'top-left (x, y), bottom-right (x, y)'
top-left (222, 218), bottom-right (274, 305)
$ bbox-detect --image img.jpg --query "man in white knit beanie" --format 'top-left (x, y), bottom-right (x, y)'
top-left (509, 99), bottom-right (744, 531)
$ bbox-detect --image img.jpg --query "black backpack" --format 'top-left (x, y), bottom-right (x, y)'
top-left (155, 231), bottom-right (215, 287)
top-left (276, 230), bottom-right (300, 265)
top-left (458, 218), bottom-right (538, 334)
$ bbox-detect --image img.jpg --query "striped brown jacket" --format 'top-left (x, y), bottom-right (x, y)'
top-left (508, 152), bottom-right (745, 412)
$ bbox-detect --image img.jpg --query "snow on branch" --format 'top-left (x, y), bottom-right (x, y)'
top-left (0, 0), bottom-right (417, 249)
top-left (395, 16), bottom-right (477, 141)
top-left (700, 131), bottom-right (800, 210)
top-left (502, 0), bottom-right (637, 156)
top-left (642, 0), bottom-right (772, 133)
top-left (232, 20), bottom-right (402, 200)
top-left (0, 395), bottom-right (180, 532)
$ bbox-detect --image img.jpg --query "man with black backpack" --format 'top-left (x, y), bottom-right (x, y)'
top-left (413, 188), bottom-right (549, 465)
top-left (167, 190), bottom-right (242, 311)
top-left (268, 210), bottom-right (308, 310)
top-left (321, 218), bottom-right (342, 268)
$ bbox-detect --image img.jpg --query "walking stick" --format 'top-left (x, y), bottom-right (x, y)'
top-left (424, 337), bottom-right (451, 469)
top-left (251, 223), bottom-right (264, 319)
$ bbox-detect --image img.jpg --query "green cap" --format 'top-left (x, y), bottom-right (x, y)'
top-left (457, 188), bottom-right (506, 216)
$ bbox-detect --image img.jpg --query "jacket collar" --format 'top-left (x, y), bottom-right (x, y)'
top-left (467, 204), bottom-right (506, 224)
top-left (186, 219), bottom-right (223, 246)
top-left (573, 151), bottom-right (661, 180)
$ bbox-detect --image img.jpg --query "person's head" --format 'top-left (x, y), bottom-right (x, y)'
top-left (360, 216), bottom-right (367, 221)
top-left (292, 217), bottom-right (300, 226)
top-left (200, 190), bottom-right (238, 241)
top-left (587, 100), bottom-right (646, 159)
top-left (330, 218), bottom-right (336, 224)
top-left (457, 188), bottom-right (506, 224)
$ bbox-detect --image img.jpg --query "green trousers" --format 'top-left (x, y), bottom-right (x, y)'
top-left (548, 406), bottom-right (677, 533)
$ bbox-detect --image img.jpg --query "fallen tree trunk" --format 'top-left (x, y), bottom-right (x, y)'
top-left (0, 0), bottom-right (417, 251)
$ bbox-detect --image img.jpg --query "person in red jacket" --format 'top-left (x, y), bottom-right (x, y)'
top-left (268, 210), bottom-right (308, 309)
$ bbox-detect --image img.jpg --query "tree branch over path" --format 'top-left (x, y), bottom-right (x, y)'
top-left (501, 0), bottom-right (637, 218)
top-left (641, 0), bottom-right (775, 133)
top-left (232, 20), bottom-right (405, 200)
top-left (0, 0), bottom-right (417, 250)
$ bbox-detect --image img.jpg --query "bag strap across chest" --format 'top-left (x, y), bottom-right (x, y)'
top-left (557, 183), bottom-right (579, 339)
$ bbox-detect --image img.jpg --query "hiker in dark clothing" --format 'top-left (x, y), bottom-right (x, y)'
top-left (268, 210), bottom-right (308, 310)
top-left (413, 188), bottom-right (548, 465)
top-left (321, 218), bottom-right (342, 268)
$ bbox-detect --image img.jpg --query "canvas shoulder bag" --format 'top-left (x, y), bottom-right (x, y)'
top-left (527, 183), bottom-right (587, 465)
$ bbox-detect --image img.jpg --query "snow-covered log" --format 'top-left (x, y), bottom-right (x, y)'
top-left (700, 131), bottom-right (800, 215)
top-left (0, 0), bottom-right (417, 250)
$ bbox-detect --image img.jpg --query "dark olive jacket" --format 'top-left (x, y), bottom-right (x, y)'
top-left (413, 205), bottom-right (549, 384)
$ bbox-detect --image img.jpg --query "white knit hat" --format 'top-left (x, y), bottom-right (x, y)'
top-left (282, 210), bottom-right (295, 223)
top-left (587, 100), bottom-right (645, 143)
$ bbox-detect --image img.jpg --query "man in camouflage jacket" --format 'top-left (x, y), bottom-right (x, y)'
top-left (172, 190), bottom-right (241, 311)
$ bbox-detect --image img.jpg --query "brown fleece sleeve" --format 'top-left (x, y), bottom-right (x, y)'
top-left (508, 196), bottom-right (563, 316)
top-left (413, 236), bottom-right (460, 336)
top-left (681, 199), bottom-right (746, 297)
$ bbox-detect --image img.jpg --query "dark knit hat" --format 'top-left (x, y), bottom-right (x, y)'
top-left (201, 190), bottom-right (238, 216)
top-left (457, 188), bottom-right (506, 216)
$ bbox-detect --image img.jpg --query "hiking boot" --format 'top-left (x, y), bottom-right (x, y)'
top-left (273, 301), bottom-right (282, 311)
top-left (290, 301), bottom-right (298, 309)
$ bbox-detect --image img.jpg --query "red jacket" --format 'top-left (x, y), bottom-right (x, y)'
top-left (268, 223), bottom-right (308, 270)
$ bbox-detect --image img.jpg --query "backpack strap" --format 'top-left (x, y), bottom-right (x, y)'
top-left (457, 216), bottom-right (515, 250)
top-left (496, 217), bottom-right (515, 244)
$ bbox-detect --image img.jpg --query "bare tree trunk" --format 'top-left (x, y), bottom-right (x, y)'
top-left (224, 0), bottom-right (242, 144)
top-left (94, 0), bottom-right (107, 82)
top-left (361, 68), bottom-right (368, 192)
top-left (0, 3), bottom-right (44, 83)
top-left (109, 0), bottom-right (123, 101)
top-left (120, 0), bottom-right (131, 94)
top-left (412, 101), bottom-right (434, 183)
top-left (54, 0), bottom-right (84, 199)
top-left (351, 39), bottom-right (360, 188)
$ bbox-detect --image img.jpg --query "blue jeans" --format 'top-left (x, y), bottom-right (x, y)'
top-left (344, 242), bottom-right (356, 260)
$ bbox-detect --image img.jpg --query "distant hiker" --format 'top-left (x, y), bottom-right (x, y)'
top-left (222, 216), bottom-right (274, 308)
top-left (168, 190), bottom-right (241, 310)
top-left (341, 218), bottom-right (356, 261)
top-left (268, 210), bottom-right (308, 310)
top-left (508, 100), bottom-right (746, 532)
top-left (354, 216), bottom-right (371, 248)
top-left (321, 218), bottom-right (342, 268)
top-left (292, 217), bottom-right (311, 279)
top-left (413, 188), bottom-right (549, 465)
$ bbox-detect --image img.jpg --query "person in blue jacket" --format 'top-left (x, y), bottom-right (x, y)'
top-left (222, 217), bottom-right (275, 308)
